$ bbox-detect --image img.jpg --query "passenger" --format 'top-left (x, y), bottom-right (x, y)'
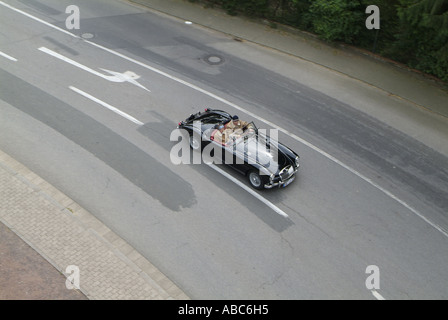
top-left (213, 124), bottom-right (231, 145)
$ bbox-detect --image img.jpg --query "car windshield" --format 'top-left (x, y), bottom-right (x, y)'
top-left (242, 122), bottom-right (257, 134)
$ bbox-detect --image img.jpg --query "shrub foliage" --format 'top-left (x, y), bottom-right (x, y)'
top-left (201, 0), bottom-right (448, 82)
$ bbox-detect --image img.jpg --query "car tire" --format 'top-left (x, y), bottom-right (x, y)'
top-left (189, 134), bottom-right (201, 151)
top-left (248, 170), bottom-right (264, 190)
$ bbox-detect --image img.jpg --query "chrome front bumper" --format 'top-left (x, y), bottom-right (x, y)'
top-left (264, 164), bottom-right (299, 189)
top-left (264, 175), bottom-right (296, 189)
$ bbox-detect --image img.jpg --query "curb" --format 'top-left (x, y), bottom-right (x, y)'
top-left (0, 149), bottom-right (189, 300)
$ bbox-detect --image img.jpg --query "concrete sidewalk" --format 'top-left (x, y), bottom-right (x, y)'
top-left (129, 0), bottom-right (448, 118)
top-left (0, 150), bottom-right (189, 300)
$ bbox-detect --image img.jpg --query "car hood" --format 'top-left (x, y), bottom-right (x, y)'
top-left (234, 135), bottom-right (292, 174)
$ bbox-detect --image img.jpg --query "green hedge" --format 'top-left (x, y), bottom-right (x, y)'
top-left (199, 0), bottom-right (448, 82)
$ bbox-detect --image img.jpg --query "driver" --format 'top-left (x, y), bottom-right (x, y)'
top-left (226, 115), bottom-right (248, 131)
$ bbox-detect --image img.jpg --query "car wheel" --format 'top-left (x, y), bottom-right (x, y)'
top-left (189, 135), bottom-right (201, 151)
top-left (248, 171), bottom-right (264, 190)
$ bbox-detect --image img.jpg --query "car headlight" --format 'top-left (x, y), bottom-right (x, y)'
top-left (295, 156), bottom-right (300, 168)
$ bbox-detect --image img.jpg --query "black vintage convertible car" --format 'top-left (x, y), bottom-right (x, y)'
top-left (177, 108), bottom-right (300, 189)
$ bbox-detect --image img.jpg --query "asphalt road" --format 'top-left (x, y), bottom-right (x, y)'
top-left (1, 0), bottom-right (448, 299)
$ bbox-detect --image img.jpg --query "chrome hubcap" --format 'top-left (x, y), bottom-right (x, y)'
top-left (190, 136), bottom-right (200, 150)
top-left (249, 172), bottom-right (261, 187)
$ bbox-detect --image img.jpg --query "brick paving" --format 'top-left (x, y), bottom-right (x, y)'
top-left (0, 150), bottom-right (189, 300)
top-left (0, 221), bottom-right (87, 300)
